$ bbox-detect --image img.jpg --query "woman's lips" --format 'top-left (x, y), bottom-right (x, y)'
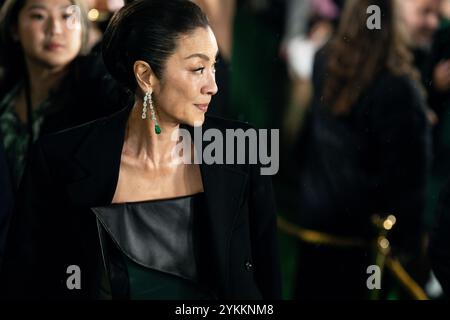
top-left (44, 43), bottom-right (64, 51)
top-left (195, 104), bottom-right (209, 112)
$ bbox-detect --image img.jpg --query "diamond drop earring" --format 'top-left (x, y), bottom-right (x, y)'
top-left (142, 91), bottom-right (161, 134)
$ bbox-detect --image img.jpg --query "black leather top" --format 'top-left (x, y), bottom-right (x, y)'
top-left (92, 194), bottom-right (203, 287)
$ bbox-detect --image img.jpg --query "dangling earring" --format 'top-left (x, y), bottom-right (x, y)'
top-left (142, 92), bottom-right (148, 119)
top-left (143, 91), bottom-right (161, 135)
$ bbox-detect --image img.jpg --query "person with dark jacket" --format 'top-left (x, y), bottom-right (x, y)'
top-left (0, 0), bottom-right (124, 190)
top-left (0, 0), bottom-right (125, 263)
top-left (294, 0), bottom-right (432, 299)
top-left (0, 0), bottom-right (282, 300)
top-left (400, 0), bottom-right (450, 233)
top-left (424, 23), bottom-right (450, 232)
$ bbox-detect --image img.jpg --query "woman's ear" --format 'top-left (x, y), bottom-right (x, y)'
top-left (133, 60), bottom-right (157, 95)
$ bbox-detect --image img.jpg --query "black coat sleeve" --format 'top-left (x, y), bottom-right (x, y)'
top-left (248, 158), bottom-right (283, 299)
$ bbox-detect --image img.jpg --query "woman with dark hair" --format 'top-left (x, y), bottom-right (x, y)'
top-left (293, 0), bottom-right (431, 299)
top-left (1, 0), bottom-right (281, 300)
top-left (0, 0), bottom-right (122, 189)
top-left (0, 0), bottom-right (124, 268)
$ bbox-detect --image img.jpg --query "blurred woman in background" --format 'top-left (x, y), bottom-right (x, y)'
top-left (0, 0), bottom-right (121, 188)
top-left (0, 0), bottom-right (122, 265)
top-left (294, 0), bottom-right (431, 299)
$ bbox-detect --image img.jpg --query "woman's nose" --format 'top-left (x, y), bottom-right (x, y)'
top-left (202, 71), bottom-right (218, 96)
top-left (47, 16), bottom-right (64, 35)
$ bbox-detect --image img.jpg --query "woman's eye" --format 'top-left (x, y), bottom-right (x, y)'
top-left (193, 65), bottom-right (217, 75)
top-left (30, 13), bottom-right (45, 20)
top-left (193, 67), bottom-right (205, 74)
top-left (62, 13), bottom-right (73, 20)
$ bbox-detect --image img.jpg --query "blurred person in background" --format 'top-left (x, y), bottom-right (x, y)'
top-left (401, 3), bottom-right (450, 298)
top-left (0, 0), bottom-right (123, 188)
top-left (293, 0), bottom-right (431, 299)
top-left (401, 0), bottom-right (441, 52)
top-left (400, 0), bottom-right (441, 90)
top-left (0, 0), bottom-right (123, 265)
top-left (422, 0), bottom-right (450, 299)
top-left (399, 0), bottom-right (441, 123)
top-left (441, 0), bottom-right (450, 18)
top-left (276, 0), bottom-right (341, 236)
top-left (191, 0), bottom-right (236, 118)
top-left (422, 0), bottom-right (450, 234)
top-left (283, 0), bottom-right (339, 143)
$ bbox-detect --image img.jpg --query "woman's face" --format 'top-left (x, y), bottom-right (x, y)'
top-left (15, 0), bottom-right (82, 70)
top-left (153, 26), bottom-right (219, 127)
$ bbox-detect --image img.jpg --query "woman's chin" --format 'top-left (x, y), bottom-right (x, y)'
top-left (188, 115), bottom-right (206, 127)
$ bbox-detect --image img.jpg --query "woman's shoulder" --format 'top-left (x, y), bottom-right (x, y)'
top-left (369, 71), bottom-right (426, 113)
top-left (71, 52), bottom-right (107, 79)
top-left (366, 71), bottom-right (429, 133)
top-left (36, 106), bottom-right (127, 160)
top-left (372, 71), bottom-right (422, 98)
top-left (36, 118), bottom-right (103, 160)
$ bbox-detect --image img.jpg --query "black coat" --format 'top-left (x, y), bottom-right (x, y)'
top-left (0, 105), bottom-right (282, 300)
top-left (296, 48), bottom-right (432, 252)
top-left (0, 53), bottom-right (126, 134)
top-left (0, 53), bottom-right (126, 270)
top-left (35, 53), bottom-right (127, 135)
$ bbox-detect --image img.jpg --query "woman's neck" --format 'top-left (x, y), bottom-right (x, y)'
top-left (123, 99), bottom-right (186, 169)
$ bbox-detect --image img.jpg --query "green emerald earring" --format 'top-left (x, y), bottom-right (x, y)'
top-left (143, 91), bottom-right (161, 135)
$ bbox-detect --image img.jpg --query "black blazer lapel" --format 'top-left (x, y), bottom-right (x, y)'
top-left (65, 105), bottom-right (131, 207)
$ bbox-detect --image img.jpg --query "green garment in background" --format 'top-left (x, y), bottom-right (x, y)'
top-left (230, 6), bottom-right (288, 129)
